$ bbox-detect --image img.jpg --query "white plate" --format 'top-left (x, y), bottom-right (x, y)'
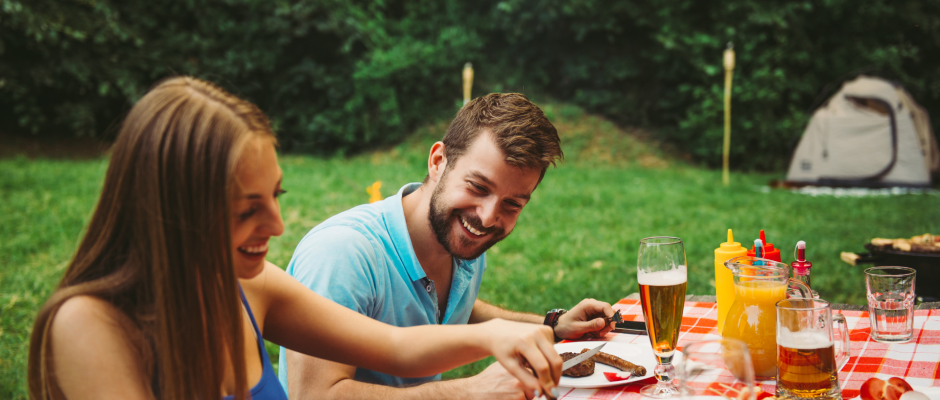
top-left (555, 341), bottom-right (682, 388)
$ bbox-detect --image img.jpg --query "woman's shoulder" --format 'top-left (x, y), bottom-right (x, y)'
top-left (49, 295), bottom-right (153, 398)
top-left (53, 295), bottom-right (135, 336)
top-left (51, 295), bottom-right (143, 354)
top-left (51, 295), bottom-right (136, 338)
top-left (55, 294), bottom-right (124, 320)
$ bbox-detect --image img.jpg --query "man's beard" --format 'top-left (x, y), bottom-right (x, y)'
top-left (428, 169), bottom-right (507, 260)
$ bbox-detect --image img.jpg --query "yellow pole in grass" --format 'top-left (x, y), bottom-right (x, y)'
top-left (722, 43), bottom-right (735, 186)
top-left (462, 62), bottom-right (474, 105)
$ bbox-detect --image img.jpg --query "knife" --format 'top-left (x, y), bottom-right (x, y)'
top-left (562, 342), bottom-right (607, 371)
top-left (612, 320), bottom-right (649, 336)
top-left (534, 343), bottom-right (607, 400)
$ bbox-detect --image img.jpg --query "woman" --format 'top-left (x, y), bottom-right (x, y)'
top-left (28, 77), bottom-right (562, 400)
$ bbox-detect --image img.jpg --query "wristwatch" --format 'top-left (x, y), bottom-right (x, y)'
top-left (543, 308), bottom-right (567, 342)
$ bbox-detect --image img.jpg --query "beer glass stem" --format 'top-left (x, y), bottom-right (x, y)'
top-left (654, 359), bottom-right (676, 383)
top-left (643, 356), bottom-right (680, 397)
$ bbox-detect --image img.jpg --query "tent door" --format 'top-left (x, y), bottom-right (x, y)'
top-left (818, 96), bottom-right (898, 186)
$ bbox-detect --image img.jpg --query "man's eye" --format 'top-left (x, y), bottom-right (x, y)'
top-left (275, 189), bottom-right (287, 198)
top-left (469, 183), bottom-right (486, 193)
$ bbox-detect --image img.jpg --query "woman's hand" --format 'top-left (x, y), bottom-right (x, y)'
top-left (479, 318), bottom-right (562, 399)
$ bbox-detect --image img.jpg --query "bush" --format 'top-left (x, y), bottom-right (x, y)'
top-left (3, 0), bottom-right (940, 168)
top-left (482, 0), bottom-right (940, 170)
top-left (0, 0), bottom-right (484, 154)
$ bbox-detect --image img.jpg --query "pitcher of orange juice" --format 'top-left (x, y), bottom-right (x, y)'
top-left (722, 256), bottom-right (812, 381)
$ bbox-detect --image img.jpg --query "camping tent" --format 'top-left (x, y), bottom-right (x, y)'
top-left (786, 75), bottom-right (940, 187)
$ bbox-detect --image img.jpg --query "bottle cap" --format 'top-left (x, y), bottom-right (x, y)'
top-left (791, 240), bottom-right (812, 275)
top-left (716, 229), bottom-right (745, 255)
top-left (746, 230), bottom-right (781, 261)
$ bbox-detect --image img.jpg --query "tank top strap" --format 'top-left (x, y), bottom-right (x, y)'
top-left (238, 285), bottom-right (264, 344)
top-left (227, 285), bottom-right (288, 400)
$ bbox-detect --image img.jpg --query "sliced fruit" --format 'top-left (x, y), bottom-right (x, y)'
top-left (860, 378), bottom-right (887, 400)
top-left (860, 377), bottom-right (915, 400)
top-left (887, 377), bottom-right (913, 392)
top-left (885, 377), bottom-right (914, 400)
top-left (603, 371), bottom-right (632, 382)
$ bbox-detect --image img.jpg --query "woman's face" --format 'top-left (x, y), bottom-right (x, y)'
top-left (230, 137), bottom-right (285, 279)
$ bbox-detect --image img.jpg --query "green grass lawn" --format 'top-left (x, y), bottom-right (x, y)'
top-left (2, 103), bottom-right (938, 397)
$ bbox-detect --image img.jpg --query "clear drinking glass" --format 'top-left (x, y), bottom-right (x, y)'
top-left (637, 236), bottom-right (688, 398)
top-left (865, 267), bottom-right (916, 343)
top-left (776, 298), bottom-right (850, 400)
top-left (677, 339), bottom-right (756, 400)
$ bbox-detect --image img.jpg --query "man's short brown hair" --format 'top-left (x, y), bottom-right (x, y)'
top-left (443, 93), bottom-right (563, 174)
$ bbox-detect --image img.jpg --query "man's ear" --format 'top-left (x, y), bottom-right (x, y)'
top-left (427, 142), bottom-right (447, 184)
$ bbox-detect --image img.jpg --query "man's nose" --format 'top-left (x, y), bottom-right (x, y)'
top-left (477, 197), bottom-right (499, 228)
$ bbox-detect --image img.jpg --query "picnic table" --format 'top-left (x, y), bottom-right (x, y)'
top-left (555, 294), bottom-right (940, 400)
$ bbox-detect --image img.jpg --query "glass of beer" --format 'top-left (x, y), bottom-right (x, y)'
top-left (637, 236), bottom-right (688, 398)
top-left (677, 339), bottom-right (757, 400)
top-left (775, 298), bottom-right (850, 400)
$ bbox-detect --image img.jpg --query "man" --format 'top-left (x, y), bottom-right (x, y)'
top-left (278, 93), bottom-right (617, 400)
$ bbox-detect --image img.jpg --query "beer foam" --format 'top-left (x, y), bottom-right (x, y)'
top-left (777, 330), bottom-right (833, 349)
top-left (638, 266), bottom-right (687, 285)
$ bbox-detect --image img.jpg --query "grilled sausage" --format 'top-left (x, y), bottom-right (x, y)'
top-left (592, 351), bottom-right (647, 376)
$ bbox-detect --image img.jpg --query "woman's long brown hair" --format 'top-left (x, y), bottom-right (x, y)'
top-left (28, 77), bottom-right (275, 400)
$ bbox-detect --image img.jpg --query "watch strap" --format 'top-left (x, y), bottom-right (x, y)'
top-left (544, 308), bottom-right (567, 342)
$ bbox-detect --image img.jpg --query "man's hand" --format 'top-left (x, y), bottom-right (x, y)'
top-left (464, 362), bottom-right (533, 400)
top-left (553, 298), bottom-right (616, 340)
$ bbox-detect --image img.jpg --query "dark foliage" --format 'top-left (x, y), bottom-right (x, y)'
top-left (3, 0), bottom-right (939, 168)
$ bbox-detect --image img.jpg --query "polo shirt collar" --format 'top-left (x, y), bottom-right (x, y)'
top-left (385, 183), bottom-right (427, 282)
top-left (385, 183), bottom-right (481, 285)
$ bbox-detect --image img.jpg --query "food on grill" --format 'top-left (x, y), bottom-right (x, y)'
top-left (871, 234), bottom-right (940, 254)
top-left (561, 348), bottom-right (647, 378)
top-left (591, 351), bottom-right (647, 376)
top-left (560, 351), bottom-right (595, 377)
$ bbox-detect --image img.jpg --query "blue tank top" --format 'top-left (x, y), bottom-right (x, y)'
top-left (223, 287), bottom-right (288, 400)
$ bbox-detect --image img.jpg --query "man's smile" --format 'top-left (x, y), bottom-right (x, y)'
top-left (459, 215), bottom-right (486, 236)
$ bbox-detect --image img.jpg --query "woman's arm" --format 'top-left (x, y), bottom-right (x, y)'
top-left (245, 263), bottom-right (562, 397)
top-left (49, 296), bottom-right (154, 400)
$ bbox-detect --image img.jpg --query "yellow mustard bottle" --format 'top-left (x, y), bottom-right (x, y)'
top-left (714, 229), bottom-right (746, 334)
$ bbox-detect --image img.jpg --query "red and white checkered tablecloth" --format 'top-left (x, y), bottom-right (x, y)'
top-left (555, 298), bottom-right (940, 400)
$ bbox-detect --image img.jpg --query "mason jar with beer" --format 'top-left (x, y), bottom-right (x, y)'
top-left (775, 298), bottom-right (850, 400)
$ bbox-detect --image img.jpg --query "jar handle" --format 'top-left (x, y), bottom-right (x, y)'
top-left (833, 313), bottom-right (850, 370)
top-left (786, 278), bottom-right (812, 299)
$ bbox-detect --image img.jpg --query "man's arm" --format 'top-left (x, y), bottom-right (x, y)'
top-left (286, 350), bottom-right (531, 400)
top-left (469, 298), bottom-right (617, 340)
top-left (468, 299), bottom-right (542, 324)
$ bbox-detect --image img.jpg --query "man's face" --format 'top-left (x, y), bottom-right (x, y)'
top-left (428, 134), bottom-right (542, 260)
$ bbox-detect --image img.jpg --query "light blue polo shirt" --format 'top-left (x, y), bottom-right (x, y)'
top-left (277, 183), bottom-right (487, 393)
